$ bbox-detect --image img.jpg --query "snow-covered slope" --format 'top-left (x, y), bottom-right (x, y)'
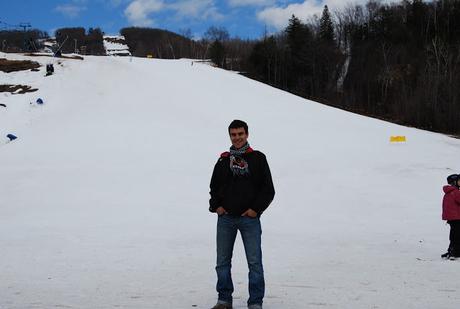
top-left (1, 52), bottom-right (460, 309)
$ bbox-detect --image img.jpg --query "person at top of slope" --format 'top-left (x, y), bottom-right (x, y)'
top-left (442, 174), bottom-right (460, 260)
top-left (209, 120), bottom-right (275, 309)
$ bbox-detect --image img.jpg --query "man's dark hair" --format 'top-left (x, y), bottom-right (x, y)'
top-left (228, 119), bottom-right (248, 134)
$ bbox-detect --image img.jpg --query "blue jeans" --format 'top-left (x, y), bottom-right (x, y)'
top-left (215, 214), bottom-right (264, 306)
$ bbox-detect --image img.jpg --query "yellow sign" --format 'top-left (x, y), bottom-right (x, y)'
top-left (147, 54), bottom-right (153, 58)
top-left (390, 136), bottom-right (406, 142)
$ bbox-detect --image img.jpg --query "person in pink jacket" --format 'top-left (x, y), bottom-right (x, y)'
top-left (442, 174), bottom-right (460, 260)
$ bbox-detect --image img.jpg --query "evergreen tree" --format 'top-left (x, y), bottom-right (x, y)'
top-left (286, 15), bottom-right (311, 54)
top-left (285, 15), bottom-right (315, 95)
top-left (319, 5), bottom-right (335, 44)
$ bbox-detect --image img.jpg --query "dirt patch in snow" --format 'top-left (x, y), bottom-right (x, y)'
top-left (25, 53), bottom-right (84, 60)
top-left (0, 84), bottom-right (38, 94)
top-left (0, 58), bottom-right (41, 73)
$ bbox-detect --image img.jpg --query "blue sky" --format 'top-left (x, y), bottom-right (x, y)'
top-left (0, 0), bottom-right (375, 39)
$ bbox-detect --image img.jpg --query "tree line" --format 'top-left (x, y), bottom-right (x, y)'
top-left (240, 0), bottom-right (460, 135)
top-left (119, 26), bottom-right (255, 69)
top-left (0, 27), bottom-right (105, 55)
top-left (120, 27), bottom-right (202, 58)
top-left (55, 27), bottom-right (105, 55)
top-left (0, 29), bottom-right (48, 52)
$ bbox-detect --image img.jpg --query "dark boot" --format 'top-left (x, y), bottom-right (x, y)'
top-left (211, 302), bottom-right (232, 309)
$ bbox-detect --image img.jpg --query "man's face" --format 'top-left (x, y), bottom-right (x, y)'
top-left (229, 127), bottom-right (248, 149)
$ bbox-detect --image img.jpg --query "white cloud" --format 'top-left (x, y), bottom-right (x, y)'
top-left (55, 4), bottom-right (87, 18)
top-left (228, 0), bottom-right (275, 7)
top-left (200, 6), bottom-right (224, 20)
top-left (170, 0), bottom-right (223, 20)
top-left (124, 0), bottom-right (164, 26)
top-left (257, 1), bottom-right (322, 30)
top-left (124, 0), bottom-right (223, 26)
top-left (257, 0), bottom-right (399, 30)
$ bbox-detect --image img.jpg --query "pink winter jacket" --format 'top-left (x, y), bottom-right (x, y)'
top-left (442, 185), bottom-right (460, 220)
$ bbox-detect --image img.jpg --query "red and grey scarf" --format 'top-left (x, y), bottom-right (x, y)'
top-left (229, 143), bottom-right (253, 176)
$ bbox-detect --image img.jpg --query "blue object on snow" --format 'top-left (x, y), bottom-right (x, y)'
top-left (36, 98), bottom-right (44, 105)
top-left (7, 134), bottom-right (17, 141)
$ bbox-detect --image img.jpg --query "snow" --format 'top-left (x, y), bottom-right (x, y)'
top-left (1, 52), bottom-right (460, 309)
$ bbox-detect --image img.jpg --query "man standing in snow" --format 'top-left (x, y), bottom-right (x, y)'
top-left (209, 120), bottom-right (275, 309)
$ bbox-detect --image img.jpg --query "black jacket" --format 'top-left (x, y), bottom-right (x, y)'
top-left (209, 150), bottom-right (275, 216)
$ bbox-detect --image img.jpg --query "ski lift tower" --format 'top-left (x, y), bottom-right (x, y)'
top-left (18, 22), bottom-right (32, 51)
top-left (19, 22), bottom-right (31, 32)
